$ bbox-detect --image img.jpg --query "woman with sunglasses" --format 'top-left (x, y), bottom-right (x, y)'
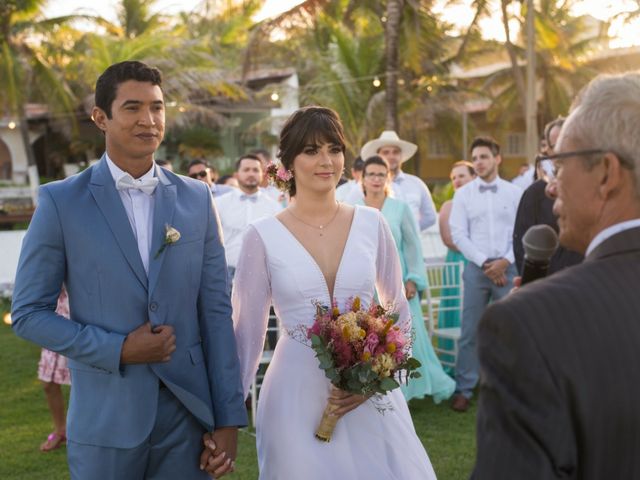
top-left (358, 155), bottom-right (455, 403)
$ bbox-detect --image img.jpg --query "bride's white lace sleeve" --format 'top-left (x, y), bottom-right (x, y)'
top-left (232, 225), bottom-right (272, 398)
top-left (375, 214), bottom-right (412, 331)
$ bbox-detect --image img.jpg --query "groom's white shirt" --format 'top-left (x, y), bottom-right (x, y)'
top-left (106, 154), bottom-right (156, 274)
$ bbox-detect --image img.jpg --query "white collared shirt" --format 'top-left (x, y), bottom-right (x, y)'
top-left (586, 219), bottom-right (640, 257)
top-left (391, 171), bottom-right (437, 231)
top-left (449, 176), bottom-right (523, 267)
top-left (215, 188), bottom-right (282, 268)
top-left (336, 180), bottom-right (361, 202)
top-left (106, 154), bottom-right (156, 274)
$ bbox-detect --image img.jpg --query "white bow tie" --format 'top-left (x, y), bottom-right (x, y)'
top-left (240, 194), bottom-right (258, 202)
top-left (116, 174), bottom-right (159, 195)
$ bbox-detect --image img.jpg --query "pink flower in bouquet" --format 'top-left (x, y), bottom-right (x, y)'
top-left (364, 332), bottom-right (380, 355)
top-left (308, 321), bottom-right (322, 338)
top-left (386, 327), bottom-right (406, 349)
top-left (332, 337), bottom-right (354, 367)
top-left (386, 327), bottom-right (407, 361)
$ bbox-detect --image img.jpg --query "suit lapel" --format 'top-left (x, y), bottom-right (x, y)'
top-left (587, 226), bottom-right (640, 262)
top-left (148, 167), bottom-right (177, 294)
top-left (89, 156), bottom-right (148, 291)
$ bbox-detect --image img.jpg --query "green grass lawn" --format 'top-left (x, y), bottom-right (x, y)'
top-left (0, 314), bottom-right (476, 480)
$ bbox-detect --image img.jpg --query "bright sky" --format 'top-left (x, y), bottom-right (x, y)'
top-left (43, 0), bottom-right (305, 23)
top-left (435, 0), bottom-right (640, 48)
top-left (45, 0), bottom-right (640, 48)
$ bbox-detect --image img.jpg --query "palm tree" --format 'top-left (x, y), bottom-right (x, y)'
top-left (384, 0), bottom-right (403, 131)
top-left (0, 0), bottom-right (79, 191)
top-left (301, 11), bottom-right (386, 158)
top-left (477, 0), bottom-right (606, 128)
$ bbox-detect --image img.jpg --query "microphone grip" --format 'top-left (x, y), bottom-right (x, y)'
top-left (521, 258), bottom-right (550, 285)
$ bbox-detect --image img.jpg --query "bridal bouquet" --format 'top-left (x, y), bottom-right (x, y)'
top-left (307, 296), bottom-right (421, 441)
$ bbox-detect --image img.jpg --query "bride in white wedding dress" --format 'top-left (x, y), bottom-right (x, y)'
top-left (233, 106), bottom-right (437, 480)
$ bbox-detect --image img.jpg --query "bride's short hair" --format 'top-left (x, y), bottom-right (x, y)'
top-left (277, 106), bottom-right (346, 196)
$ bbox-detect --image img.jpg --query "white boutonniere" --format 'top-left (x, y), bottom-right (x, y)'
top-left (154, 224), bottom-right (181, 258)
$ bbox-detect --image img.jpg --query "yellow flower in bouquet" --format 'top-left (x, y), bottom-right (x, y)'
top-left (372, 353), bottom-right (395, 378)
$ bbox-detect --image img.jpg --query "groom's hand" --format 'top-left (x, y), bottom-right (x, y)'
top-left (200, 428), bottom-right (238, 478)
top-left (120, 322), bottom-right (176, 364)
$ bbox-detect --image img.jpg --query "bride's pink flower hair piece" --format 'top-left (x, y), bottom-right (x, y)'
top-left (266, 162), bottom-right (293, 192)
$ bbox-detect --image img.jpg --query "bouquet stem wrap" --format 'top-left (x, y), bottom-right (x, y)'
top-left (315, 403), bottom-right (339, 442)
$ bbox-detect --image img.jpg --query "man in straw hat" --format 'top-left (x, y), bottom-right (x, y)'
top-left (359, 130), bottom-right (437, 231)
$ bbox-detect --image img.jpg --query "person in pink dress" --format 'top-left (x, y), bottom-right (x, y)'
top-left (37, 287), bottom-right (71, 451)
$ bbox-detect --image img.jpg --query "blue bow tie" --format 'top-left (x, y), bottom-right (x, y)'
top-left (479, 184), bottom-right (497, 193)
top-left (116, 174), bottom-right (159, 195)
top-left (240, 194), bottom-right (258, 202)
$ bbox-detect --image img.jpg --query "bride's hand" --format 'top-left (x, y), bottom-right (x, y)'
top-left (327, 386), bottom-right (368, 417)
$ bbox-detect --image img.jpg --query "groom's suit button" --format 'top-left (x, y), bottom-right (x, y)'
top-left (149, 302), bottom-right (158, 312)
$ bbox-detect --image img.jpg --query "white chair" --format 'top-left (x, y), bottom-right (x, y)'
top-left (423, 261), bottom-right (464, 369)
top-left (249, 309), bottom-right (280, 428)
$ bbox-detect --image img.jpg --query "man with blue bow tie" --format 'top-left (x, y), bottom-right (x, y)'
top-left (11, 61), bottom-right (247, 479)
top-left (448, 136), bottom-right (523, 412)
top-left (214, 154), bottom-right (282, 291)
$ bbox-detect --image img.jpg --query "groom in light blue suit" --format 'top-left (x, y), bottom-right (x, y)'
top-left (11, 61), bottom-right (247, 479)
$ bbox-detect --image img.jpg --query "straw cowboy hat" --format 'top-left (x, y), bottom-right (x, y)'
top-left (360, 131), bottom-right (418, 163)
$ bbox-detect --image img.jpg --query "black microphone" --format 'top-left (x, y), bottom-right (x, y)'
top-left (521, 225), bottom-right (559, 285)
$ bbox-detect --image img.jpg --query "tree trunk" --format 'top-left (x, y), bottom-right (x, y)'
top-left (18, 108), bottom-right (40, 205)
top-left (524, 0), bottom-right (538, 163)
top-left (384, 0), bottom-right (403, 132)
top-left (501, 0), bottom-right (526, 119)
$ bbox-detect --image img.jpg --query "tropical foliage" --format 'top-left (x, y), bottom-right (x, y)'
top-left (0, 0), bottom-right (632, 178)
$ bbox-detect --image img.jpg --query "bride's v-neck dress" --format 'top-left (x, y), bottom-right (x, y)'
top-left (233, 206), bottom-right (437, 479)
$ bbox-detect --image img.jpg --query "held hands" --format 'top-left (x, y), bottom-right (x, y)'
top-left (404, 280), bottom-right (417, 301)
top-left (327, 386), bottom-right (368, 418)
top-left (200, 427), bottom-right (238, 478)
top-left (482, 259), bottom-right (510, 287)
top-left (120, 322), bottom-right (176, 364)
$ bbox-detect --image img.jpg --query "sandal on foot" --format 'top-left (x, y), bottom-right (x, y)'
top-left (40, 432), bottom-right (66, 452)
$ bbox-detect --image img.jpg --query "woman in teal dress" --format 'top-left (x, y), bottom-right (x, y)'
top-left (356, 155), bottom-right (455, 403)
top-left (437, 161), bottom-right (476, 371)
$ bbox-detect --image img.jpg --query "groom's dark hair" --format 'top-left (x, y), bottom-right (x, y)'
top-left (95, 61), bottom-right (163, 119)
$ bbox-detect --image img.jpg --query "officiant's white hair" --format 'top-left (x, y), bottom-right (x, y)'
top-left (561, 71), bottom-right (640, 193)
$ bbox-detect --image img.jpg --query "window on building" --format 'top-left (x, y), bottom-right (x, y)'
top-left (503, 133), bottom-right (526, 157)
top-left (427, 134), bottom-right (450, 158)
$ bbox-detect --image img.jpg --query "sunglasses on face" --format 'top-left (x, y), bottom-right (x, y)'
top-left (189, 170), bottom-right (209, 179)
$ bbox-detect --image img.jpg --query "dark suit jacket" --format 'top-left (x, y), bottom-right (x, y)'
top-left (513, 179), bottom-right (583, 274)
top-left (473, 226), bottom-right (640, 479)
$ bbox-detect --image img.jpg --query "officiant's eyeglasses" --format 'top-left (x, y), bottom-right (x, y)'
top-left (535, 149), bottom-right (604, 164)
top-left (189, 170), bottom-right (209, 179)
top-left (535, 149), bottom-right (605, 181)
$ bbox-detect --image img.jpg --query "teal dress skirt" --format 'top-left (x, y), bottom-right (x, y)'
top-left (359, 197), bottom-right (455, 403)
top-left (437, 249), bottom-right (467, 373)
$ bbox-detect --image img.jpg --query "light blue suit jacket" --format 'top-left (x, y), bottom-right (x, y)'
top-left (12, 156), bottom-right (247, 448)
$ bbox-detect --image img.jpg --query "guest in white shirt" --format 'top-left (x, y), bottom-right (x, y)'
top-left (250, 147), bottom-right (287, 206)
top-left (359, 131), bottom-right (437, 231)
top-left (215, 154), bottom-right (282, 289)
top-left (448, 136), bottom-right (523, 413)
top-left (336, 156), bottom-right (364, 202)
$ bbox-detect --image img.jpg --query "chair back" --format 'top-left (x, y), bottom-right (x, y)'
top-left (423, 261), bottom-right (464, 335)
